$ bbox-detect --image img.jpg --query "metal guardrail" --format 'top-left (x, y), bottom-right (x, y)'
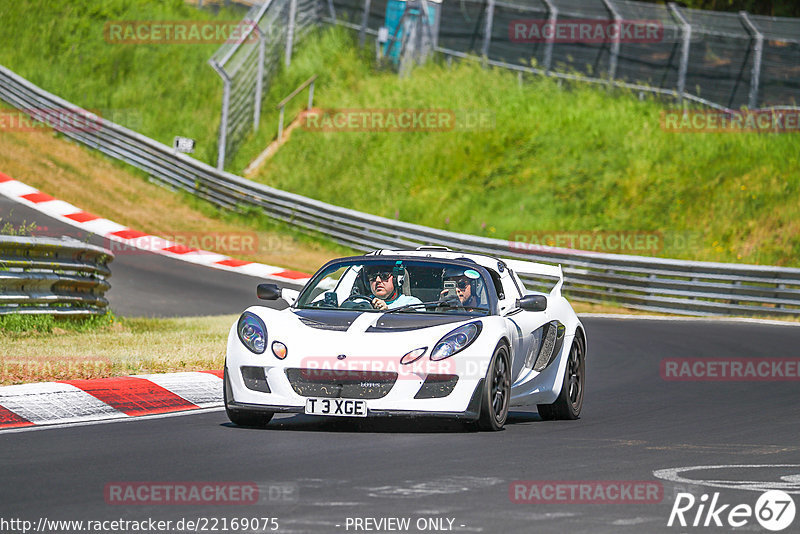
top-left (0, 236), bottom-right (114, 316)
top-left (1, 64), bottom-right (799, 317)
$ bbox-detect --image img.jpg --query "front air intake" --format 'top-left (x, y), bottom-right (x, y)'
top-left (414, 374), bottom-right (459, 399)
top-left (241, 366), bottom-right (271, 393)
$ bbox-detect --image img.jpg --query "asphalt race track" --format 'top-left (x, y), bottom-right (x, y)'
top-left (2, 197), bottom-right (800, 533)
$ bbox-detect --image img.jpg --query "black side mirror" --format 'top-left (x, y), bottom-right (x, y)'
top-left (257, 283), bottom-right (281, 300)
top-left (518, 294), bottom-right (547, 312)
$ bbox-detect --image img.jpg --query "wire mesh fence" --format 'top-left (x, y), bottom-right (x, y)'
top-left (327, 0), bottom-right (800, 111)
top-left (209, 0), bottom-right (319, 170)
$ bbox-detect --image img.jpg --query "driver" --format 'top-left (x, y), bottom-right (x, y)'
top-left (440, 267), bottom-right (482, 309)
top-left (364, 265), bottom-right (422, 311)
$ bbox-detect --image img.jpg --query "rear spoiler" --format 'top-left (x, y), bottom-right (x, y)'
top-left (503, 259), bottom-right (564, 297)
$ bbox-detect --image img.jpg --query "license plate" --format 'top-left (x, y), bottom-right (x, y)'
top-left (304, 398), bottom-right (367, 417)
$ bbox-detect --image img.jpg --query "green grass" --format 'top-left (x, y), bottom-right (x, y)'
top-left (236, 27), bottom-right (800, 267)
top-left (0, 0), bottom-right (246, 165)
top-left (0, 217), bottom-right (36, 236)
top-left (0, 311), bottom-right (116, 334)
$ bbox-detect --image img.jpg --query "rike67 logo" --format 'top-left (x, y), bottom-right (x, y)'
top-left (668, 490), bottom-right (796, 531)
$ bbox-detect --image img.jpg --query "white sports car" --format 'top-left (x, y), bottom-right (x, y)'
top-left (224, 248), bottom-right (586, 430)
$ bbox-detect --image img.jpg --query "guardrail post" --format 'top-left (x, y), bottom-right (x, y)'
top-left (359, 0), bottom-right (372, 47)
top-left (285, 0), bottom-right (298, 68)
top-left (308, 79), bottom-right (315, 109)
top-left (669, 3), bottom-right (691, 103)
top-left (254, 25), bottom-right (266, 131)
top-left (739, 11), bottom-right (763, 109)
top-left (541, 0), bottom-right (557, 74)
top-left (327, 0), bottom-right (336, 20)
top-left (209, 60), bottom-right (231, 171)
top-left (481, 0), bottom-right (496, 59)
top-left (602, 0), bottom-right (621, 82)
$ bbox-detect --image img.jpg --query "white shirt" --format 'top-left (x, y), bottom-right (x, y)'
top-left (385, 294), bottom-right (423, 310)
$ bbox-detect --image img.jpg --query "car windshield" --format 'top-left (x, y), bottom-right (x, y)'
top-left (295, 258), bottom-right (491, 315)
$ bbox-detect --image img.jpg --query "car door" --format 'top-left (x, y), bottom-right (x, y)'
top-left (499, 268), bottom-right (547, 383)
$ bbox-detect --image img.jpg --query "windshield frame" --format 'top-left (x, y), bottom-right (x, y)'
top-left (293, 255), bottom-right (499, 316)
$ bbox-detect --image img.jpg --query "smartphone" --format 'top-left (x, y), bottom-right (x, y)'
top-left (443, 281), bottom-right (457, 300)
top-left (324, 291), bottom-right (338, 307)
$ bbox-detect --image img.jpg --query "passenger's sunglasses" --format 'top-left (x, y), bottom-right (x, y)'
top-left (367, 271), bottom-right (393, 283)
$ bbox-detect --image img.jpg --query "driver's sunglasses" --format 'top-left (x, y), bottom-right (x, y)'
top-left (367, 271), bottom-right (393, 283)
top-left (453, 280), bottom-right (469, 290)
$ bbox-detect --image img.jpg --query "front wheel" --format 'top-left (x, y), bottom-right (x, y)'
top-left (223, 367), bottom-right (273, 427)
top-left (477, 343), bottom-right (511, 431)
top-left (537, 336), bottom-right (585, 420)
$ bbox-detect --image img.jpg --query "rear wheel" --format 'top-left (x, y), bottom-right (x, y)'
top-left (477, 343), bottom-right (511, 431)
top-left (537, 336), bottom-right (584, 420)
top-left (223, 366), bottom-right (273, 427)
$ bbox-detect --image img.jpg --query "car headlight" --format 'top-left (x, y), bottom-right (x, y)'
top-left (430, 322), bottom-right (482, 361)
top-left (237, 312), bottom-right (267, 354)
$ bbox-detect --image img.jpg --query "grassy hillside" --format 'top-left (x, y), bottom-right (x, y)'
top-left (0, 0), bottom-right (240, 164)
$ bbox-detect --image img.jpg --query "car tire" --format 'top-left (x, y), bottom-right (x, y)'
top-left (537, 336), bottom-right (585, 420)
top-left (477, 343), bottom-right (511, 431)
top-left (223, 366), bottom-right (274, 427)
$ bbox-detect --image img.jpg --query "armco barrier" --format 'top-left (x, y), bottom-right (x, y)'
top-left (1, 64), bottom-right (799, 317)
top-left (0, 235), bottom-right (113, 316)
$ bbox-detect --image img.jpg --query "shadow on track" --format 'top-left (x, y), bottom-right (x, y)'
top-left (219, 410), bottom-right (543, 434)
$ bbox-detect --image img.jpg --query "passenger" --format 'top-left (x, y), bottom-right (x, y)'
top-left (440, 268), bottom-right (482, 309)
top-left (364, 265), bottom-right (423, 311)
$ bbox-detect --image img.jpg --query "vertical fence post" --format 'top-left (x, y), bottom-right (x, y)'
top-left (602, 0), bottom-right (621, 82)
top-left (327, 0), bottom-right (336, 21)
top-left (209, 60), bottom-right (231, 171)
top-left (254, 26), bottom-right (266, 131)
top-left (481, 0), bottom-right (495, 59)
top-left (308, 79), bottom-right (315, 110)
top-left (285, 0), bottom-right (298, 68)
top-left (740, 11), bottom-right (763, 109)
top-left (541, 0), bottom-right (557, 73)
top-left (669, 3), bottom-right (691, 103)
top-left (359, 0), bottom-right (372, 47)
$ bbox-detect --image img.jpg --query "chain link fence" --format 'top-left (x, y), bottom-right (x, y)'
top-left (209, 0), bottom-right (319, 170)
top-left (327, 0), bottom-right (800, 111)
